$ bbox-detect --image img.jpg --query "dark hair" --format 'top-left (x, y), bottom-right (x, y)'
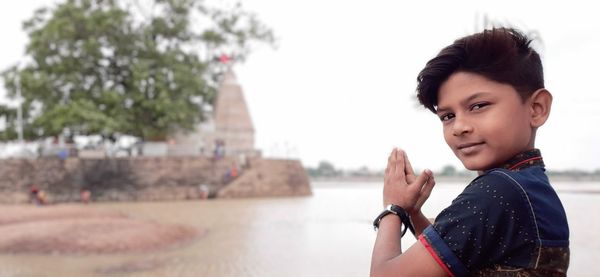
top-left (416, 28), bottom-right (544, 113)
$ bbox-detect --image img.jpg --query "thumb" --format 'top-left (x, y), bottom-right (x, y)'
top-left (419, 170), bottom-right (435, 196)
top-left (409, 169), bottom-right (430, 193)
top-left (415, 169), bottom-right (432, 189)
top-left (415, 169), bottom-right (436, 206)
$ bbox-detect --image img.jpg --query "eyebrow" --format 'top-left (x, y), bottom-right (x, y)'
top-left (436, 92), bottom-right (492, 114)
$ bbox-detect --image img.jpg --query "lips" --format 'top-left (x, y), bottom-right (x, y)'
top-left (456, 142), bottom-right (485, 155)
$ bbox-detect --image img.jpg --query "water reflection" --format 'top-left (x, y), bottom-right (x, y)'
top-left (0, 182), bottom-right (598, 276)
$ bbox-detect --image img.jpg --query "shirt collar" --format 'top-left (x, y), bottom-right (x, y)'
top-left (500, 148), bottom-right (545, 171)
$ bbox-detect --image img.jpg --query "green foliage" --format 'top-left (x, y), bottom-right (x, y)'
top-left (439, 164), bottom-right (457, 176)
top-left (0, 0), bottom-right (274, 141)
top-left (306, 160), bottom-right (339, 177)
top-left (317, 161), bottom-right (336, 173)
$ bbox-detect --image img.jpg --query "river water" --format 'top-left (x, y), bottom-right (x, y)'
top-left (0, 181), bottom-right (598, 276)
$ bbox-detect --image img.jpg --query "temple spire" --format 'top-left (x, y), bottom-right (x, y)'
top-left (213, 68), bottom-right (255, 156)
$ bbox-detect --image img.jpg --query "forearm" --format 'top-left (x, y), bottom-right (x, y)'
top-left (410, 211), bottom-right (433, 237)
top-left (371, 215), bottom-right (403, 275)
top-left (372, 149), bottom-right (442, 276)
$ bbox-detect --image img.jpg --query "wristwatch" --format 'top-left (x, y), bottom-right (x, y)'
top-left (372, 204), bottom-right (415, 237)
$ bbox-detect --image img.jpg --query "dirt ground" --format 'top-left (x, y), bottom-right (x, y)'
top-left (0, 204), bottom-right (202, 254)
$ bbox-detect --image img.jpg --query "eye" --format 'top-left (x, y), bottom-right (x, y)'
top-left (440, 113), bottom-right (455, 122)
top-left (470, 102), bottom-right (490, 111)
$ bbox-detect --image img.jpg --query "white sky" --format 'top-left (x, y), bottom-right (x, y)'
top-left (1, 1), bottom-right (599, 171)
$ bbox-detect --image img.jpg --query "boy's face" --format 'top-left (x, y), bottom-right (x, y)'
top-left (436, 72), bottom-right (534, 171)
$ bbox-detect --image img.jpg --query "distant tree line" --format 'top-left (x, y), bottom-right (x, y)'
top-left (306, 161), bottom-right (600, 181)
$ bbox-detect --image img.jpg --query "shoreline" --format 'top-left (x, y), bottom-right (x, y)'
top-left (310, 175), bottom-right (600, 184)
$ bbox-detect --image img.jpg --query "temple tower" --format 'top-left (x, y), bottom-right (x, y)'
top-left (212, 69), bottom-right (257, 157)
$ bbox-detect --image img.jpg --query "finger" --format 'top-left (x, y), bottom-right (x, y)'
top-left (388, 148), bottom-right (397, 165)
top-left (394, 149), bottom-right (406, 180)
top-left (403, 151), bottom-right (416, 183)
top-left (416, 170), bottom-right (436, 207)
top-left (385, 157), bottom-right (390, 175)
top-left (386, 148), bottom-right (395, 175)
top-left (420, 170), bottom-right (435, 195)
top-left (410, 169), bottom-right (431, 193)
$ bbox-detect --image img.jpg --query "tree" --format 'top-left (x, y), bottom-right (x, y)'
top-left (440, 164), bottom-right (457, 176)
top-left (0, 0), bottom-right (274, 141)
top-left (305, 161), bottom-right (339, 178)
top-left (317, 160), bottom-right (337, 177)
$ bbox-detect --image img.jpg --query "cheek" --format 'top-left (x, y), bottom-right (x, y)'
top-left (517, 121), bottom-right (533, 143)
top-left (442, 125), bottom-right (453, 146)
top-left (499, 114), bottom-right (531, 146)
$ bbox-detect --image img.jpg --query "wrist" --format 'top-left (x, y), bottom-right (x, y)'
top-left (383, 200), bottom-right (409, 210)
top-left (373, 204), bottom-right (416, 237)
top-left (408, 209), bottom-right (422, 218)
top-left (374, 204), bottom-right (404, 230)
top-left (383, 202), bottom-right (416, 216)
top-left (378, 213), bottom-right (401, 228)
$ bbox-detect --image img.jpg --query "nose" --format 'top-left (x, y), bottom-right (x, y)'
top-left (452, 116), bottom-right (473, 136)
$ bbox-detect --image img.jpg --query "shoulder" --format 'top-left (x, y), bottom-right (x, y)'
top-left (455, 169), bottom-right (529, 208)
top-left (424, 170), bottom-right (541, 272)
top-left (433, 169), bottom-right (536, 242)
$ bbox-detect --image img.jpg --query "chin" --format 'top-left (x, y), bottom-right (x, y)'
top-left (459, 158), bottom-right (492, 172)
top-left (462, 163), bottom-right (481, 171)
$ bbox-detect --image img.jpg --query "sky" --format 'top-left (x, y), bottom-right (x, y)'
top-left (1, 1), bottom-right (599, 172)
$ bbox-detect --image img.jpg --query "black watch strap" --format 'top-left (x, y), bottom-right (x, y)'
top-left (373, 204), bottom-right (415, 237)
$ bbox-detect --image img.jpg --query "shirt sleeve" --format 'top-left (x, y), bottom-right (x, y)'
top-left (418, 172), bottom-right (535, 276)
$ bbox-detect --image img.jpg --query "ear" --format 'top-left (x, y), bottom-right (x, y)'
top-left (529, 89), bottom-right (553, 128)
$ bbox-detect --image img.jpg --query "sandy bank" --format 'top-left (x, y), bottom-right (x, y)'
top-left (0, 204), bottom-right (202, 254)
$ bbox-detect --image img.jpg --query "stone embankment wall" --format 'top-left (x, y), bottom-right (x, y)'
top-left (218, 158), bottom-right (312, 198)
top-left (0, 157), bottom-right (311, 204)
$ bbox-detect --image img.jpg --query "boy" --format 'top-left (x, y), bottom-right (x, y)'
top-left (370, 28), bottom-right (569, 276)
